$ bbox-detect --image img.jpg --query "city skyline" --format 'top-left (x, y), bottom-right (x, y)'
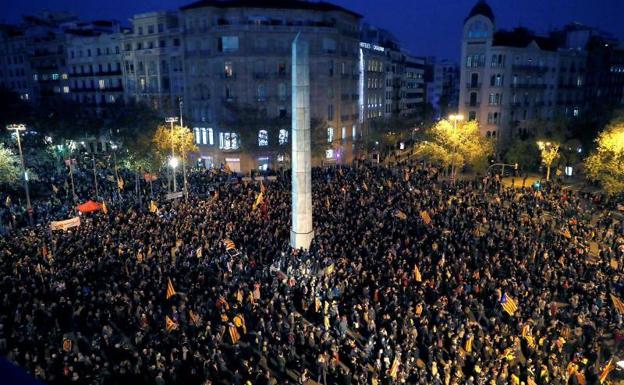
top-left (3, 0), bottom-right (624, 61)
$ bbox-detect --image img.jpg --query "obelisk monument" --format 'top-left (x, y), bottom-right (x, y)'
top-left (290, 33), bottom-right (314, 250)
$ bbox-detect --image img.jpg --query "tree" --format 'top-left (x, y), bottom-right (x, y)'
top-left (153, 125), bottom-right (198, 162)
top-left (536, 141), bottom-right (560, 181)
top-left (504, 139), bottom-right (540, 172)
top-left (414, 118), bottom-right (493, 179)
top-left (585, 113), bottom-right (624, 195)
top-left (0, 143), bottom-right (21, 186)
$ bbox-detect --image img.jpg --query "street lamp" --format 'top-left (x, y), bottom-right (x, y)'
top-left (6, 124), bottom-right (32, 225)
top-left (168, 156), bottom-right (179, 169)
top-left (448, 114), bottom-right (464, 183)
top-left (165, 117), bottom-right (179, 192)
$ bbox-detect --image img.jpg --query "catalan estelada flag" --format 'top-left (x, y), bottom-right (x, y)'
top-left (165, 316), bottom-right (177, 331)
top-left (500, 293), bottom-right (518, 316)
top-left (166, 278), bottom-right (176, 299)
top-left (610, 294), bottom-right (624, 315)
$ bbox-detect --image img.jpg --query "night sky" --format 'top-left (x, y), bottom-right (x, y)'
top-left (3, 0), bottom-right (624, 61)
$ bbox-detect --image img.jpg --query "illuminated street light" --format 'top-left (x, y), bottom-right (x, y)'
top-left (6, 124), bottom-right (32, 225)
top-left (169, 156), bottom-right (179, 169)
top-left (165, 117), bottom-right (179, 192)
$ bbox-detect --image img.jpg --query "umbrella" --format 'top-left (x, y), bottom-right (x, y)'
top-left (76, 200), bottom-right (103, 213)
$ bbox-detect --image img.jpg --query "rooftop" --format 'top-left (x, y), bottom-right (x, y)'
top-left (180, 0), bottom-right (361, 18)
top-left (493, 28), bottom-right (559, 51)
top-left (466, 0), bottom-right (494, 24)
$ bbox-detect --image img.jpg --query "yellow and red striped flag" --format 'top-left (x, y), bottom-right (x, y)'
top-left (224, 239), bottom-right (236, 250)
top-left (166, 278), bottom-right (176, 299)
top-left (413, 266), bottom-right (422, 282)
top-left (420, 210), bottom-right (432, 225)
top-left (388, 357), bottom-right (400, 379)
top-left (600, 358), bottom-right (615, 383)
top-left (252, 191), bottom-right (264, 211)
top-left (189, 310), bottom-right (200, 326)
top-left (610, 294), bottom-right (624, 315)
top-left (500, 293), bottom-right (518, 316)
top-left (229, 324), bottom-right (240, 344)
top-left (465, 335), bottom-right (474, 353)
top-left (165, 316), bottom-right (177, 331)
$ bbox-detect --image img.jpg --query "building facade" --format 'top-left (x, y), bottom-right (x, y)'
top-left (427, 59), bottom-right (460, 119)
top-left (179, 0), bottom-right (361, 172)
top-left (121, 12), bottom-right (184, 115)
top-left (65, 22), bottom-right (125, 112)
top-left (460, 2), bottom-right (621, 148)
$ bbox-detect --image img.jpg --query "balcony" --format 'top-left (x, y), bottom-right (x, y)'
top-left (511, 64), bottom-right (548, 73)
top-left (466, 82), bottom-right (481, 89)
top-left (510, 83), bottom-right (547, 89)
top-left (220, 73), bottom-right (236, 80)
top-left (465, 102), bottom-right (480, 107)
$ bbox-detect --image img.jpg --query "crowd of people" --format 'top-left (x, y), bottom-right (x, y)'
top-left (1, 161), bottom-right (624, 385)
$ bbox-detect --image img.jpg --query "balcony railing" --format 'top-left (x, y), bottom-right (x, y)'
top-left (510, 83), bottom-right (548, 89)
top-left (511, 64), bottom-right (549, 73)
top-left (466, 82), bottom-right (481, 89)
top-left (465, 102), bottom-right (480, 107)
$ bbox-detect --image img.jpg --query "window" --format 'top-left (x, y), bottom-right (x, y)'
top-left (326, 149), bottom-right (334, 159)
top-left (99, 79), bottom-right (105, 89)
top-left (219, 132), bottom-right (239, 150)
top-left (322, 38), bottom-right (336, 53)
top-left (279, 129), bottom-right (288, 145)
top-left (224, 61), bottom-right (233, 77)
top-left (341, 127), bottom-right (346, 141)
top-left (256, 84), bottom-right (266, 101)
top-left (194, 127), bottom-right (201, 144)
top-left (278, 83), bottom-right (287, 101)
top-left (467, 20), bottom-right (489, 39)
top-left (352, 125), bottom-right (357, 139)
top-left (327, 104), bottom-right (334, 121)
top-left (148, 25), bottom-right (154, 34)
top-left (258, 130), bottom-right (268, 146)
top-left (469, 92), bottom-right (478, 106)
top-left (327, 127), bottom-right (334, 143)
top-left (63, 86), bottom-right (69, 93)
top-left (219, 36), bottom-right (239, 52)
top-left (468, 111), bottom-right (476, 121)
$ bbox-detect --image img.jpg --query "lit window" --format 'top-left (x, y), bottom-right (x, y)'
top-left (51, 73), bottom-right (59, 80)
top-left (220, 36), bottom-right (239, 52)
top-left (327, 127), bottom-right (334, 143)
top-left (194, 127), bottom-right (201, 144)
top-left (573, 108), bottom-right (579, 117)
top-left (224, 61), bottom-right (233, 77)
top-left (258, 130), bottom-right (268, 146)
top-left (326, 149), bottom-right (334, 159)
top-left (219, 132), bottom-right (239, 150)
top-left (61, 73), bottom-right (68, 80)
top-left (63, 86), bottom-right (69, 93)
top-left (208, 128), bottom-right (214, 145)
top-left (99, 79), bottom-right (105, 89)
top-left (277, 154), bottom-right (284, 162)
top-left (341, 126), bottom-right (346, 141)
top-left (201, 127), bottom-right (208, 144)
top-left (352, 125), bottom-right (357, 139)
top-left (279, 129), bottom-right (288, 145)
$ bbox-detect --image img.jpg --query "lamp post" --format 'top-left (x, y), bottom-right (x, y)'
top-left (165, 117), bottom-right (179, 192)
top-left (178, 98), bottom-right (188, 202)
top-left (6, 124), bottom-right (33, 225)
top-left (448, 114), bottom-right (464, 183)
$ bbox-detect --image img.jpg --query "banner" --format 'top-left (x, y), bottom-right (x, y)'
top-left (50, 217), bottom-right (81, 231)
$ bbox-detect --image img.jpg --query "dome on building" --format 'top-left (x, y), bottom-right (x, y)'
top-left (466, 0), bottom-right (494, 23)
